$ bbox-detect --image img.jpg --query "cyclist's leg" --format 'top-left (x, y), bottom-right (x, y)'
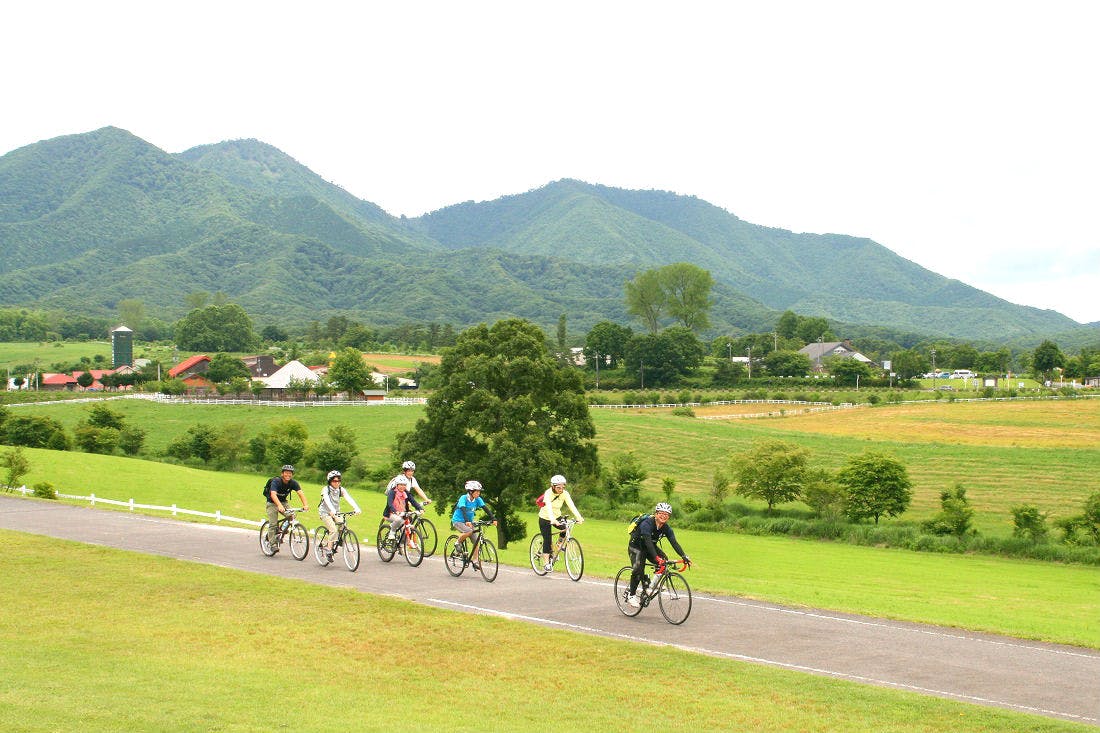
top-left (388, 515), bottom-right (404, 538)
top-left (320, 514), bottom-right (338, 550)
top-left (628, 545), bottom-right (648, 595)
top-left (538, 517), bottom-right (553, 566)
top-left (452, 522), bottom-right (473, 555)
top-left (265, 502), bottom-right (279, 545)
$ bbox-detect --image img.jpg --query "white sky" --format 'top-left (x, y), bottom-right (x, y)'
top-left (4, 1), bottom-right (1099, 324)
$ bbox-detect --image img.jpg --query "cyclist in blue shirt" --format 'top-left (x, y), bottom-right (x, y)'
top-left (451, 480), bottom-right (496, 569)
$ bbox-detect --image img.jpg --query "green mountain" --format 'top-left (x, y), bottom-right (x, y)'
top-left (413, 180), bottom-right (1081, 339)
top-left (0, 128), bottom-right (1088, 343)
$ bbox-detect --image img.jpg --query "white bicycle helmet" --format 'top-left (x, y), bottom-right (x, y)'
top-left (326, 470), bottom-right (342, 482)
top-left (401, 460), bottom-right (416, 470)
top-left (464, 480), bottom-right (483, 493)
top-left (550, 474), bottom-right (567, 486)
top-left (655, 502), bottom-right (673, 515)
top-left (393, 475), bottom-right (409, 487)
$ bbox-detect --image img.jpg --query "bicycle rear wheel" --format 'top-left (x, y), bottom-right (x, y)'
top-left (289, 524), bottom-right (309, 560)
top-left (313, 527), bottom-right (332, 566)
top-left (342, 529), bottom-right (360, 572)
top-left (376, 524), bottom-right (396, 562)
top-left (564, 538), bottom-right (584, 581)
top-left (416, 517), bottom-right (438, 557)
top-left (477, 538), bottom-right (499, 582)
top-left (259, 521), bottom-right (276, 556)
top-left (657, 571), bottom-right (692, 625)
top-left (443, 535), bottom-right (466, 576)
top-left (614, 566), bottom-right (643, 617)
top-left (404, 527), bottom-right (425, 567)
top-left (529, 534), bottom-right (548, 576)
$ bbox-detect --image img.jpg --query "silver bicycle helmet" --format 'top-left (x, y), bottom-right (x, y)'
top-left (655, 502), bottom-right (673, 515)
top-left (465, 480), bottom-right (483, 493)
top-left (326, 470), bottom-right (342, 482)
top-left (401, 460), bottom-right (416, 470)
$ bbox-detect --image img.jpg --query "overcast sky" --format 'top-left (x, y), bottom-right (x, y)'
top-left (4, 1), bottom-right (1098, 324)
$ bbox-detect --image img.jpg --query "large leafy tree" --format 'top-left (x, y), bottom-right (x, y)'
top-left (327, 347), bottom-right (373, 395)
top-left (174, 304), bottom-right (256, 352)
top-left (1031, 340), bottom-right (1065, 383)
top-left (205, 353), bottom-right (251, 384)
top-left (732, 440), bottom-right (810, 511)
top-left (393, 319), bottom-right (599, 547)
top-left (660, 262), bottom-right (714, 333)
top-left (889, 348), bottom-right (928, 380)
top-left (623, 327), bottom-right (705, 388)
top-left (837, 451), bottom-right (912, 524)
top-left (584, 321), bottom-right (632, 369)
top-left (624, 269), bottom-right (665, 334)
top-left (763, 350), bottom-right (812, 377)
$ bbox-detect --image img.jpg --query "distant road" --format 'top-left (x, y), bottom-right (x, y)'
top-left (2, 496), bottom-right (1098, 727)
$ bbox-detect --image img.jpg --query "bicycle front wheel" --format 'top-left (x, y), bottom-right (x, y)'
top-left (314, 527), bottom-right (331, 566)
top-left (404, 527), bottom-right (425, 567)
top-left (259, 521), bottom-right (276, 556)
top-left (376, 524), bottom-right (396, 563)
top-left (416, 518), bottom-right (438, 557)
top-left (529, 534), bottom-right (548, 576)
top-left (289, 524), bottom-right (309, 560)
top-left (657, 571), bottom-right (692, 625)
top-left (564, 538), bottom-right (584, 581)
top-left (443, 535), bottom-right (466, 576)
top-left (614, 566), bottom-right (643, 617)
top-left (342, 529), bottom-right (360, 572)
top-left (477, 538), bottom-right (499, 582)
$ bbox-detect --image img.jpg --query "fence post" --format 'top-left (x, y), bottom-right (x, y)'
top-left (129, 498), bottom-right (134, 512)
top-left (91, 493), bottom-right (96, 507)
top-left (216, 510), bottom-right (221, 522)
top-left (172, 503), bottom-right (177, 516)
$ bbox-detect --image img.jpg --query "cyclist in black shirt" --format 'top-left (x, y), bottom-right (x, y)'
top-left (263, 464), bottom-right (309, 550)
top-left (626, 501), bottom-right (690, 607)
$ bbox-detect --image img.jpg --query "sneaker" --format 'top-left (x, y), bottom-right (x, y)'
top-left (626, 594), bottom-right (641, 608)
top-left (472, 562), bottom-right (481, 571)
top-left (543, 562), bottom-right (553, 572)
top-left (386, 531), bottom-right (396, 540)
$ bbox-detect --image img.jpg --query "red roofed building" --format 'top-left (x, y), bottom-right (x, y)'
top-left (39, 373), bottom-right (78, 391)
top-left (168, 355), bottom-right (213, 393)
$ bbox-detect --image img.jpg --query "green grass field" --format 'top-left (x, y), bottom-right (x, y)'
top-left (0, 531), bottom-right (1090, 733)
top-left (0, 340), bottom-right (113, 369)
top-left (11, 449), bottom-right (1100, 649)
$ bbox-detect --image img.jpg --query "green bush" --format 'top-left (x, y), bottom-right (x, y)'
top-left (32, 481), bottom-right (57, 500)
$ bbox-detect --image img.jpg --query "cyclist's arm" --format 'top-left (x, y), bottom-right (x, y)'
top-left (664, 526), bottom-right (687, 559)
top-left (294, 488), bottom-right (309, 511)
top-left (408, 496), bottom-right (424, 512)
top-left (268, 488), bottom-right (287, 514)
top-left (341, 488), bottom-right (362, 514)
top-left (383, 489), bottom-right (398, 518)
top-left (563, 492), bottom-right (583, 522)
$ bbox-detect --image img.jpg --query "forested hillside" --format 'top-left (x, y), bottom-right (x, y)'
top-left (0, 127), bottom-right (1084, 340)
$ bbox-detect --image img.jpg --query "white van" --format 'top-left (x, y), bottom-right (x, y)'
top-left (951, 369), bottom-right (976, 379)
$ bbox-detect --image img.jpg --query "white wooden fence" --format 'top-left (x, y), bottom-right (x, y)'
top-left (8, 485), bottom-right (260, 527)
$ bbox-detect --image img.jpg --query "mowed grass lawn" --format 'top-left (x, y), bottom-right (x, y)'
top-left (1, 531), bottom-right (1092, 733)
top-left (13, 449), bottom-right (1100, 649)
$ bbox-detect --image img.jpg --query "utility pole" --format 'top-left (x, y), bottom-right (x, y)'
top-left (746, 346), bottom-right (752, 379)
top-left (594, 350), bottom-right (600, 390)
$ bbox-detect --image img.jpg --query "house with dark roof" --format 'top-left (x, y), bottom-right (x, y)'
top-left (798, 340), bottom-right (877, 371)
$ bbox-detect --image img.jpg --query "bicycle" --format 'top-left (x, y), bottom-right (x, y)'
top-left (259, 507), bottom-right (310, 561)
top-left (443, 520), bottom-right (498, 582)
top-left (313, 511), bottom-right (361, 571)
top-left (376, 511), bottom-right (425, 567)
top-left (614, 558), bottom-right (692, 625)
top-left (410, 510), bottom-right (438, 557)
top-left (528, 518), bottom-right (584, 581)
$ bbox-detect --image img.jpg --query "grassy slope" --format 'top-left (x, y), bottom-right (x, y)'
top-left (12, 449), bottom-right (1100, 649)
top-left (0, 531), bottom-right (1090, 733)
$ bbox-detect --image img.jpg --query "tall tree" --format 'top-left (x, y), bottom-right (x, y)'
top-left (837, 452), bottom-right (912, 524)
top-left (732, 440), bottom-right (810, 511)
top-left (624, 269), bottom-right (666, 334)
top-left (327, 347), bottom-right (372, 395)
top-left (205, 353), bottom-right (251, 384)
top-left (584, 321), bottom-right (633, 369)
top-left (1031, 340), bottom-right (1065, 383)
top-left (659, 262), bottom-right (714, 333)
top-left (174, 304), bottom-right (256, 352)
top-left (393, 319), bottom-right (599, 548)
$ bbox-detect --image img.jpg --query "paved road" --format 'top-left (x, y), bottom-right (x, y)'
top-left (3, 496), bottom-right (1098, 727)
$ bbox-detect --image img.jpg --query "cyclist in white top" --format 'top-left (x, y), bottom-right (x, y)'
top-left (318, 470), bottom-right (361, 558)
top-left (537, 474), bottom-right (584, 572)
top-left (387, 460), bottom-right (432, 507)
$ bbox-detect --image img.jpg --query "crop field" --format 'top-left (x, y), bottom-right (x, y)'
top-left (3, 532), bottom-right (1089, 733)
top-left (362, 351), bottom-right (439, 374)
top-left (0, 341), bottom-right (113, 368)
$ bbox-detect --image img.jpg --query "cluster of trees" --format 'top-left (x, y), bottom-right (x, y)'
top-left (732, 440), bottom-right (913, 523)
top-left (0, 404), bottom-right (145, 456)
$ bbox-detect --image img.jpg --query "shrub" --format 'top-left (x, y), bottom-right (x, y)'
top-left (73, 424), bottom-right (121, 454)
top-left (670, 406), bottom-right (695, 417)
top-left (1011, 504), bottom-right (1049, 543)
top-left (32, 481), bottom-right (57, 500)
top-left (1, 446), bottom-right (30, 489)
top-left (2, 414), bottom-right (69, 449)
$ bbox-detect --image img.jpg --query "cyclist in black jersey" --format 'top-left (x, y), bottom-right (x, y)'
top-left (626, 502), bottom-right (691, 607)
